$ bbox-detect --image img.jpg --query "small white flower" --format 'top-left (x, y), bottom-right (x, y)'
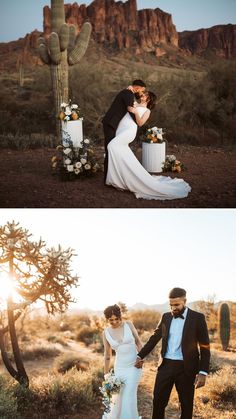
top-left (84, 138), bottom-right (90, 144)
top-left (75, 161), bottom-right (82, 169)
top-left (64, 158), bottom-right (71, 165)
top-left (74, 168), bottom-right (80, 175)
top-left (65, 107), bottom-right (72, 115)
top-left (61, 102), bottom-right (68, 108)
top-left (71, 104), bottom-right (78, 109)
top-left (80, 158), bottom-right (87, 165)
top-left (85, 163), bottom-right (91, 170)
top-left (67, 165), bottom-right (74, 172)
top-left (65, 116), bottom-right (70, 121)
top-left (63, 148), bottom-right (71, 155)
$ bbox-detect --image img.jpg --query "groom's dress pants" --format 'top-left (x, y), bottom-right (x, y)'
top-left (103, 123), bottom-right (116, 182)
top-left (152, 359), bottom-right (195, 419)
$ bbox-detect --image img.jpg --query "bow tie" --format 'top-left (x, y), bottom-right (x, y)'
top-left (173, 313), bottom-right (184, 319)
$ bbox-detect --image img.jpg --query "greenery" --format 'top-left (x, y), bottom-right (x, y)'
top-left (0, 58), bottom-right (236, 148)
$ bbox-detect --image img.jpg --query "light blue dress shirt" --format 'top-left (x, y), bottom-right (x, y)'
top-left (165, 307), bottom-right (188, 360)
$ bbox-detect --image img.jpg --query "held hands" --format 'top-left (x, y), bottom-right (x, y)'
top-left (134, 356), bottom-right (144, 369)
top-left (128, 106), bottom-right (137, 114)
top-left (195, 374), bottom-right (207, 389)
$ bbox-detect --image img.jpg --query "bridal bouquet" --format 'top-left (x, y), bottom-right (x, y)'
top-left (143, 126), bottom-right (165, 143)
top-left (51, 135), bottom-right (100, 179)
top-left (162, 154), bottom-right (184, 173)
top-left (59, 101), bottom-right (81, 121)
top-left (100, 370), bottom-right (124, 414)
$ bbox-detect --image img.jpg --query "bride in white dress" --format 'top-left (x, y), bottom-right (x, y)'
top-left (103, 304), bottom-right (143, 419)
top-left (106, 91), bottom-right (191, 200)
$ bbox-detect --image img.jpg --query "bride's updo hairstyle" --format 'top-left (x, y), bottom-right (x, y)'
top-left (146, 91), bottom-right (157, 110)
top-left (104, 304), bottom-right (122, 320)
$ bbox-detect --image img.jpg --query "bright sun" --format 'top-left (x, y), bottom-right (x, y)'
top-left (0, 272), bottom-right (20, 303)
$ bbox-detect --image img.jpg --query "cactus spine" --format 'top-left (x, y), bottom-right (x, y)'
top-left (218, 302), bottom-right (230, 351)
top-left (38, 0), bottom-right (92, 141)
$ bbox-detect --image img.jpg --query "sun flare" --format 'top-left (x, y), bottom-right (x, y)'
top-left (0, 272), bottom-right (20, 304)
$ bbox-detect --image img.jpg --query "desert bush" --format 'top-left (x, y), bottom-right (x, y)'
top-left (206, 365), bottom-right (236, 407)
top-left (54, 352), bottom-right (90, 374)
top-left (21, 343), bottom-right (61, 361)
top-left (0, 376), bottom-right (18, 418)
top-left (76, 325), bottom-right (102, 346)
top-left (130, 309), bottom-right (161, 332)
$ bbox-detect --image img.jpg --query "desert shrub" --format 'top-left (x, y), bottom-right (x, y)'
top-left (54, 352), bottom-right (90, 374)
top-left (47, 335), bottom-right (69, 346)
top-left (130, 310), bottom-right (161, 332)
top-left (76, 325), bottom-right (101, 346)
top-left (0, 376), bottom-right (19, 418)
top-left (21, 344), bottom-right (61, 361)
top-left (209, 352), bottom-right (222, 373)
top-left (207, 365), bottom-right (236, 407)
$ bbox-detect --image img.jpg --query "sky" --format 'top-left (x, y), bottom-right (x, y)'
top-left (0, 209), bottom-right (235, 311)
top-left (0, 0), bottom-right (236, 42)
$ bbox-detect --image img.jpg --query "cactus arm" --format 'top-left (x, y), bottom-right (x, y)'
top-left (39, 44), bottom-right (51, 64)
top-left (59, 23), bottom-right (70, 51)
top-left (68, 22), bottom-right (92, 65)
top-left (68, 25), bottom-right (76, 52)
top-left (49, 32), bottom-right (61, 64)
top-left (51, 0), bottom-right (65, 32)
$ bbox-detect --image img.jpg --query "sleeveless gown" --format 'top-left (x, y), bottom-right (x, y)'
top-left (106, 107), bottom-right (191, 200)
top-left (103, 322), bottom-right (142, 419)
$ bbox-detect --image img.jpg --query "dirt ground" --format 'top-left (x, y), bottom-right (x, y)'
top-left (0, 144), bottom-right (236, 208)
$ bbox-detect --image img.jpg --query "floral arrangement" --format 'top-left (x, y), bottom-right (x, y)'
top-left (143, 127), bottom-right (165, 143)
top-left (51, 132), bottom-right (100, 179)
top-left (59, 101), bottom-right (81, 121)
top-left (100, 370), bottom-right (124, 414)
top-left (162, 154), bottom-right (184, 173)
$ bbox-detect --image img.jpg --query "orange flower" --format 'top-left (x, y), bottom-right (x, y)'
top-left (59, 111), bottom-right (65, 120)
top-left (71, 112), bottom-right (79, 120)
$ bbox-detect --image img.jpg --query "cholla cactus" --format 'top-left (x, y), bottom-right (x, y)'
top-left (218, 302), bottom-right (230, 351)
top-left (38, 0), bottom-right (92, 141)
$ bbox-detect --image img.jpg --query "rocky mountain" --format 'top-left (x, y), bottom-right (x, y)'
top-left (0, 0), bottom-right (235, 69)
top-left (179, 24), bottom-right (236, 59)
top-left (43, 0), bottom-right (178, 57)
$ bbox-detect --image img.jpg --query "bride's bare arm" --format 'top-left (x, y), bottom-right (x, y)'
top-left (103, 332), bottom-right (112, 374)
top-left (127, 320), bottom-right (143, 352)
top-left (128, 107), bottom-right (151, 127)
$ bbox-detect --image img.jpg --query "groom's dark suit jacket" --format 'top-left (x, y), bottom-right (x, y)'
top-left (102, 88), bottom-right (136, 130)
top-left (138, 308), bottom-right (210, 377)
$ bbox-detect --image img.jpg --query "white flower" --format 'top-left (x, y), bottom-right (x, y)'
top-left (71, 104), bottom-right (78, 109)
top-left (80, 158), bottom-right (87, 165)
top-left (75, 161), bottom-right (82, 169)
top-left (64, 158), bottom-right (71, 165)
top-left (85, 163), bottom-right (91, 170)
top-left (65, 107), bottom-right (72, 115)
top-left (84, 138), bottom-right (90, 144)
top-left (74, 168), bottom-right (80, 175)
top-left (67, 165), bottom-right (74, 172)
top-left (63, 148), bottom-right (71, 155)
top-left (65, 116), bottom-right (70, 121)
top-left (61, 102), bottom-right (68, 108)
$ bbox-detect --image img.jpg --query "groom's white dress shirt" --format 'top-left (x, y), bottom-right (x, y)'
top-left (165, 307), bottom-right (188, 361)
top-left (164, 307), bottom-right (207, 375)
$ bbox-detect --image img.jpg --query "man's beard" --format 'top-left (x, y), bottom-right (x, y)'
top-left (172, 307), bottom-right (185, 318)
top-left (134, 92), bottom-right (142, 100)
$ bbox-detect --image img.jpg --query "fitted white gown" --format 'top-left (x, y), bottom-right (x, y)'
top-left (106, 107), bottom-right (191, 200)
top-left (103, 322), bottom-right (142, 419)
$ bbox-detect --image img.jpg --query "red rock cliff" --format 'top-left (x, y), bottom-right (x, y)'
top-left (179, 24), bottom-right (236, 58)
top-left (43, 0), bottom-right (178, 53)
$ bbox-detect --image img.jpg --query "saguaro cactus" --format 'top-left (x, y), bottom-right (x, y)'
top-left (38, 0), bottom-right (92, 141)
top-left (218, 302), bottom-right (230, 351)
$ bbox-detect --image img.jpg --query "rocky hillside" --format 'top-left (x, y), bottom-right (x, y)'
top-left (179, 24), bottom-right (236, 58)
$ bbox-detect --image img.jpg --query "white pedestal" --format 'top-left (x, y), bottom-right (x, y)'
top-left (142, 142), bottom-right (166, 173)
top-left (61, 119), bottom-right (83, 148)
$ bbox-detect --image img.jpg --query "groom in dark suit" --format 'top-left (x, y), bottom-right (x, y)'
top-left (135, 287), bottom-right (210, 419)
top-left (102, 79), bottom-right (146, 182)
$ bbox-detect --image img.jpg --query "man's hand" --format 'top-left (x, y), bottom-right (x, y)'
top-left (134, 357), bottom-right (144, 369)
top-left (195, 374), bottom-right (207, 389)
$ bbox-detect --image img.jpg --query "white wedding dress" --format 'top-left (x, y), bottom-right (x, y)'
top-left (103, 322), bottom-right (142, 419)
top-left (106, 107), bottom-right (191, 200)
